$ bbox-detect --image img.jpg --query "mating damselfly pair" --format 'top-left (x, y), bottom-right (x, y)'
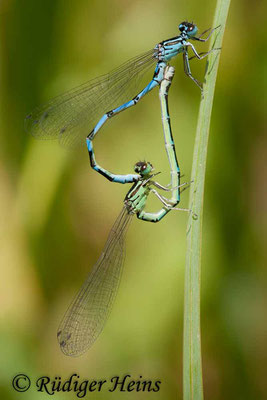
top-left (26, 21), bottom-right (219, 356)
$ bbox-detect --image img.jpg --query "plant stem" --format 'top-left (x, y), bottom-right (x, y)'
top-left (183, 1), bottom-right (231, 399)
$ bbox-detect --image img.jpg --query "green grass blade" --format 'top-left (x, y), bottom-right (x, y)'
top-left (183, 1), bottom-right (231, 399)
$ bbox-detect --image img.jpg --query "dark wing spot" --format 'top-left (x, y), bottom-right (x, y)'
top-left (57, 330), bottom-right (62, 337)
top-left (60, 340), bottom-right (66, 347)
top-left (25, 114), bottom-right (32, 119)
top-left (43, 111), bottom-right (49, 119)
top-left (33, 120), bottom-right (39, 125)
top-left (60, 127), bottom-right (66, 134)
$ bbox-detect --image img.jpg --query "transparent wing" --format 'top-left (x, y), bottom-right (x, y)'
top-left (25, 49), bottom-right (157, 147)
top-left (57, 206), bottom-right (132, 356)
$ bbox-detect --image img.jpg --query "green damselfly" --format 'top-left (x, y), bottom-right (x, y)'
top-left (57, 66), bottom-right (191, 356)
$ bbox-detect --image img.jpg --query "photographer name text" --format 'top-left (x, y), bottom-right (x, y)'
top-left (35, 373), bottom-right (161, 397)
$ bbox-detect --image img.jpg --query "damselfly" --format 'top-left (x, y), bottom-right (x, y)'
top-left (25, 22), bottom-right (219, 149)
top-left (57, 66), bottom-right (190, 356)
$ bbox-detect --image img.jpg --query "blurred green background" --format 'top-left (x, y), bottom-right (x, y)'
top-left (0, 0), bottom-right (266, 399)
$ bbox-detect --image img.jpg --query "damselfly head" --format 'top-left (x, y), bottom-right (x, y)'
top-left (134, 161), bottom-right (154, 176)
top-left (179, 21), bottom-right (198, 37)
